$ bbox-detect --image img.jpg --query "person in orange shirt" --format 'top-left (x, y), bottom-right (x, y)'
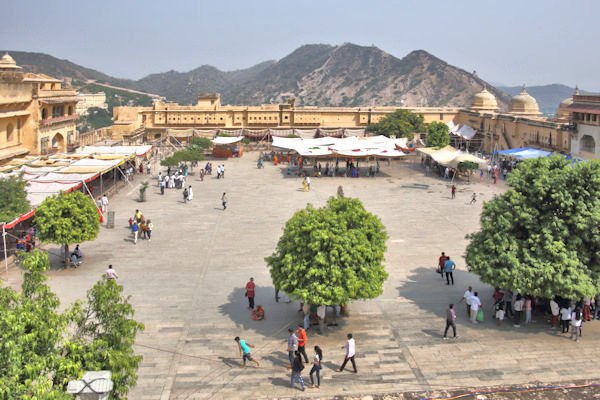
top-left (296, 324), bottom-right (309, 363)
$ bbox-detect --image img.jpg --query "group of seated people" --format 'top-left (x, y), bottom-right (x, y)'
top-left (69, 244), bottom-right (83, 268)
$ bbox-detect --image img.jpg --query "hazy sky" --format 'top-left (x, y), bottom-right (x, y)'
top-left (2, 0), bottom-right (598, 90)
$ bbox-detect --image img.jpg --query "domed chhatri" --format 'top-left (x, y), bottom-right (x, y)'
top-left (0, 52), bottom-right (21, 70)
top-left (509, 85), bottom-right (541, 116)
top-left (470, 87), bottom-right (498, 112)
top-left (556, 86), bottom-right (579, 119)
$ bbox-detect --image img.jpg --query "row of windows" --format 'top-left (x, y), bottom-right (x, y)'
top-left (41, 105), bottom-right (74, 120)
top-left (158, 115), bottom-right (289, 122)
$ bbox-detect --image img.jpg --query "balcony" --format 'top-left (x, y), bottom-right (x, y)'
top-left (40, 113), bottom-right (79, 126)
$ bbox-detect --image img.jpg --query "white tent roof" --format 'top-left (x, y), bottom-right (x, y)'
top-left (211, 136), bottom-right (244, 145)
top-left (272, 136), bottom-right (406, 158)
top-left (80, 145), bottom-right (152, 157)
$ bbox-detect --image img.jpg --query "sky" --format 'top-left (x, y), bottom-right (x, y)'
top-left (2, 0), bottom-right (598, 90)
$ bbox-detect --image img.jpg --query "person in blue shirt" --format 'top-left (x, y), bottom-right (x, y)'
top-left (235, 336), bottom-right (259, 368)
top-left (444, 256), bottom-right (456, 285)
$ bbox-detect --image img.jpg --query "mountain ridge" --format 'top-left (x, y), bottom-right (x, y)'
top-left (1, 45), bottom-right (518, 109)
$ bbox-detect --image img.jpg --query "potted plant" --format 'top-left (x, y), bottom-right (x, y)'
top-left (139, 181), bottom-right (149, 202)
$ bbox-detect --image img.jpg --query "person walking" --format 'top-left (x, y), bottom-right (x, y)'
top-left (131, 221), bottom-right (139, 244)
top-left (245, 277), bottom-right (255, 309)
top-left (583, 298), bottom-right (592, 322)
top-left (101, 193), bottom-right (109, 214)
top-left (309, 346), bottom-right (323, 389)
top-left (183, 188), bottom-right (189, 204)
top-left (549, 298), bottom-right (560, 329)
top-left (296, 325), bottom-right (309, 363)
top-left (504, 289), bottom-right (514, 318)
top-left (221, 165), bottom-right (225, 178)
top-left (336, 333), bottom-right (357, 373)
top-left (443, 304), bottom-right (457, 339)
top-left (146, 220), bottom-right (153, 241)
top-left (571, 309), bottom-right (582, 342)
top-left (105, 264), bottom-right (118, 280)
top-left (560, 304), bottom-right (572, 333)
top-left (188, 186), bottom-right (194, 201)
top-left (513, 294), bottom-right (524, 327)
top-left (284, 328), bottom-right (298, 368)
top-left (444, 256), bottom-right (456, 285)
top-left (222, 192), bottom-right (228, 210)
top-left (525, 296), bottom-right (532, 324)
top-left (290, 351), bottom-right (306, 391)
top-left (306, 176), bottom-right (311, 191)
top-left (451, 185), bottom-right (456, 199)
top-left (458, 286), bottom-right (473, 318)
top-left (234, 336), bottom-right (259, 368)
top-left (470, 193), bottom-right (477, 204)
top-left (160, 179), bottom-right (165, 195)
top-left (470, 292), bottom-right (481, 323)
top-left (438, 252), bottom-right (448, 281)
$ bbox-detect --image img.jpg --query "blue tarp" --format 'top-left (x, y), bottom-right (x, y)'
top-left (493, 147), bottom-right (583, 162)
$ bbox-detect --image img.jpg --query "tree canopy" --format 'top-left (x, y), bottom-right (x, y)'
top-left (0, 250), bottom-right (144, 398)
top-left (465, 156), bottom-right (600, 299)
top-left (266, 197), bottom-right (388, 305)
top-left (0, 175), bottom-right (30, 223)
top-left (367, 109), bottom-right (425, 140)
top-left (35, 191), bottom-right (100, 262)
top-left (426, 121), bottom-right (450, 148)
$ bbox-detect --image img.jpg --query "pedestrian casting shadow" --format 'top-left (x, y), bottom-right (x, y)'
top-left (268, 377), bottom-right (294, 389)
top-left (397, 266), bottom-right (560, 337)
top-left (263, 352), bottom-right (290, 368)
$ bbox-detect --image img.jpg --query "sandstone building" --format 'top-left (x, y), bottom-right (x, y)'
top-left (0, 53), bottom-right (78, 163)
top-left (76, 92), bottom-right (107, 116)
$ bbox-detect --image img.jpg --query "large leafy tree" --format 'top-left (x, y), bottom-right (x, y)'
top-left (0, 175), bottom-right (31, 223)
top-left (426, 121), bottom-right (450, 148)
top-left (34, 191), bottom-right (100, 264)
top-left (367, 109), bottom-right (425, 139)
top-left (0, 250), bottom-right (144, 398)
top-left (466, 156), bottom-right (600, 299)
top-left (266, 197), bottom-right (388, 305)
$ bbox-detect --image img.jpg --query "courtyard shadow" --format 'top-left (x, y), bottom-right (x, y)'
top-left (218, 286), bottom-right (349, 339)
top-left (397, 266), bottom-right (564, 337)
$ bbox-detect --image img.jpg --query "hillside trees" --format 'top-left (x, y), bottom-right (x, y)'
top-left (466, 156), bottom-right (600, 299)
top-left (266, 197), bottom-right (388, 305)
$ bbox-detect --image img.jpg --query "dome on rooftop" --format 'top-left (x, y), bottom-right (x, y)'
top-left (470, 87), bottom-right (498, 112)
top-left (556, 86), bottom-right (579, 120)
top-left (509, 85), bottom-right (541, 116)
top-left (0, 53), bottom-right (21, 70)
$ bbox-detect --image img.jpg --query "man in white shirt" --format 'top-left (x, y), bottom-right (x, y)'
top-left (306, 176), bottom-right (311, 191)
top-left (458, 286), bottom-right (473, 318)
top-left (221, 165), bottom-right (225, 178)
top-left (336, 333), bottom-right (357, 373)
top-left (101, 194), bottom-right (109, 214)
top-left (470, 292), bottom-right (481, 323)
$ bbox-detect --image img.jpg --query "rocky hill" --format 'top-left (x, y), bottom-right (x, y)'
top-left (3, 45), bottom-right (510, 108)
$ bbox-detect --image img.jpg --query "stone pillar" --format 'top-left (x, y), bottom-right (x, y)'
top-left (67, 371), bottom-right (113, 400)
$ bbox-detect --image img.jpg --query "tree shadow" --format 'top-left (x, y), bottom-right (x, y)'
top-left (218, 286), bottom-right (348, 339)
top-left (397, 266), bottom-right (563, 337)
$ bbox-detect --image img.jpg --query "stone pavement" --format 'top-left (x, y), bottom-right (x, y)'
top-left (2, 152), bottom-right (599, 400)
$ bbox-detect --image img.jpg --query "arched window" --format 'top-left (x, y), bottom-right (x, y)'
top-left (536, 131), bottom-right (540, 144)
top-left (581, 135), bottom-right (596, 153)
top-left (549, 133), bottom-right (552, 146)
top-left (6, 124), bottom-right (14, 142)
top-left (41, 108), bottom-right (48, 120)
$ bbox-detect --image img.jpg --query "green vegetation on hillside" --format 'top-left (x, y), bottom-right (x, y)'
top-left (75, 83), bottom-right (153, 132)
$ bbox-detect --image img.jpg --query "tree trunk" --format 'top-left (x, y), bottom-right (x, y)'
top-left (64, 244), bottom-right (69, 266)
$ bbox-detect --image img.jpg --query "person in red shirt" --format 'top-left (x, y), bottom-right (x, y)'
top-left (438, 252), bottom-right (448, 280)
top-left (296, 324), bottom-right (309, 363)
top-left (245, 277), bottom-right (255, 309)
top-left (451, 185), bottom-right (456, 199)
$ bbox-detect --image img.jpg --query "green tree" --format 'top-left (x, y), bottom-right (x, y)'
top-left (265, 197), bottom-right (388, 305)
top-left (160, 155), bottom-right (180, 168)
top-left (367, 109), bottom-right (425, 139)
top-left (188, 137), bottom-right (211, 152)
top-left (465, 156), bottom-right (600, 299)
top-left (0, 175), bottom-right (31, 223)
top-left (0, 250), bottom-right (143, 399)
top-left (34, 191), bottom-right (100, 264)
top-left (426, 121), bottom-right (450, 147)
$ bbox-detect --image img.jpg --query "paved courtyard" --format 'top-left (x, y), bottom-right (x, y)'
top-left (3, 152), bottom-right (599, 399)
